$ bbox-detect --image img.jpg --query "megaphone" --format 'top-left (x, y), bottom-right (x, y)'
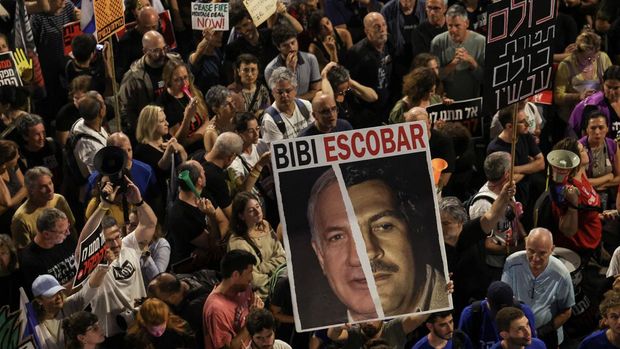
top-left (547, 149), bottom-right (580, 183)
top-left (431, 158), bottom-right (448, 186)
top-left (178, 170), bottom-right (202, 198)
top-left (94, 146), bottom-right (128, 197)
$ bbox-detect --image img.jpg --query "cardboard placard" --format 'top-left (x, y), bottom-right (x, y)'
top-left (0, 52), bottom-right (23, 87)
top-left (272, 123), bottom-right (452, 331)
top-left (94, 0), bottom-right (126, 42)
top-left (243, 0), bottom-right (277, 27)
top-left (63, 21), bottom-right (82, 56)
top-left (191, 2), bottom-right (229, 30)
top-left (484, 0), bottom-right (557, 113)
top-left (427, 97), bottom-right (484, 138)
top-left (73, 223), bottom-right (107, 288)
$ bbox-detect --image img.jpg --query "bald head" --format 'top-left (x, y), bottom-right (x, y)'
top-left (137, 6), bottom-right (159, 34)
top-left (142, 30), bottom-right (164, 48)
top-left (107, 132), bottom-right (133, 168)
top-left (312, 93), bottom-right (338, 132)
top-left (142, 30), bottom-right (167, 67)
top-left (363, 12), bottom-right (388, 49)
top-left (525, 228), bottom-right (554, 276)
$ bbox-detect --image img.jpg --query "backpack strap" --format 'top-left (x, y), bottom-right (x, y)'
top-left (469, 300), bottom-right (483, 347)
top-left (294, 98), bottom-right (310, 120)
top-left (265, 106), bottom-right (287, 135)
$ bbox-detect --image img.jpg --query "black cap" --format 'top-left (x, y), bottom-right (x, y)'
top-left (487, 281), bottom-right (514, 311)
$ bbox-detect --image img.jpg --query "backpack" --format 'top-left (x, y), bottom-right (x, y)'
top-left (467, 299), bottom-right (524, 347)
top-left (463, 193), bottom-right (495, 219)
top-left (264, 99), bottom-right (310, 135)
top-left (63, 132), bottom-right (99, 185)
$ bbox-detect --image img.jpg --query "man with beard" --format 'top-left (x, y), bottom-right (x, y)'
top-left (308, 162), bottom-right (448, 324)
top-left (19, 208), bottom-right (76, 298)
top-left (119, 30), bottom-right (182, 137)
top-left (413, 311), bottom-right (473, 349)
top-left (412, 0), bottom-right (448, 58)
top-left (246, 309), bottom-right (292, 349)
top-left (491, 308), bottom-right (546, 349)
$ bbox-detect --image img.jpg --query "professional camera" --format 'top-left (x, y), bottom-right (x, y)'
top-left (94, 146), bottom-right (129, 197)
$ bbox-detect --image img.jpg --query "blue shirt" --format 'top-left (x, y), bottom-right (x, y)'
top-left (579, 330), bottom-right (620, 349)
top-left (458, 300), bottom-right (537, 349)
top-left (489, 338), bottom-right (546, 349)
top-left (86, 159), bottom-right (156, 198)
top-left (502, 252), bottom-right (575, 344)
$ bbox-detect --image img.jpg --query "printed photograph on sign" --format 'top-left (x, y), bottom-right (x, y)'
top-left (272, 123), bottom-right (452, 331)
top-left (191, 2), bottom-right (229, 30)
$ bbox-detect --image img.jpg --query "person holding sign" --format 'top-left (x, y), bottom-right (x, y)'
top-left (430, 4), bottom-right (484, 101)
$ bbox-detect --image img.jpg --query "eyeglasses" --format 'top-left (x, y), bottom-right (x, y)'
top-left (336, 88), bottom-right (352, 96)
top-left (318, 106), bottom-right (338, 116)
top-left (173, 76), bottom-right (190, 83)
top-left (145, 46), bottom-right (169, 55)
top-left (275, 88), bottom-right (295, 95)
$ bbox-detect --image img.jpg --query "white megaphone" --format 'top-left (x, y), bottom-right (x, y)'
top-left (547, 150), bottom-right (580, 183)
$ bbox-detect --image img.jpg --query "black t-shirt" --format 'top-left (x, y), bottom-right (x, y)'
top-left (166, 199), bottom-right (209, 264)
top-left (411, 21), bottom-right (447, 59)
top-left (144, 64), bottom-right (165, 99)
top-left (430, 129), bottom-right (456, 173)
top-left (158, 91), bottom-right (189, 129)
top-left (299, 119), bottom-right (353, 137)
top-left (115, 28), bottom-right (144, 82)
top-left (56, 102), bottom-right (80, 132)
top-left (20, 138), bottom-right (63, 185)
top-left (552, 13), bottom-right (579, 55)
top-left (18, 236), bottom-right (77, 298)
top-left (200, 160), bottom-right (232, 210)
top-left (64, 52), bottom-right (107, 94)
top-left (402, 12), bottom-right (419, 46)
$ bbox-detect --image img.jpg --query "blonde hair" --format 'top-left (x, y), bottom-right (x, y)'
top-left (576, 30), bottom-right (601, 53)
top-left (136, 105), bottom-right (163, 144)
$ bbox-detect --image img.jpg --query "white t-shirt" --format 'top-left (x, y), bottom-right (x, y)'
top-left (87, 232), bottom-right (145, 337)
top-left (244, 339), bottom-right (292, 349)
top-left (261, 100), bottom-right (313, 142)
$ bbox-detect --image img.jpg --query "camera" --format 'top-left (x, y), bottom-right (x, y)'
top-left (94, 146), bottom-right (129, 197)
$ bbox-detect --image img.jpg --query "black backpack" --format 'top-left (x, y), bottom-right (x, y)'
top-left (63, 132), bottom-right (99, 185)
top-left (463, 193), bottom-right (495, 218)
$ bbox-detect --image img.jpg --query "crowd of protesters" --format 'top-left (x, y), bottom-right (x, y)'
top-left (1, 0), bottom-right (620, 348)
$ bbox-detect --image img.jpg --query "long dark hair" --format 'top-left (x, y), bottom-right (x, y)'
top-left (230, 191), bottom-right (265, 261)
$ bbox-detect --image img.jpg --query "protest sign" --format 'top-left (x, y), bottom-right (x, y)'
top-left (0, 52), bottom-right (23, 87)
top-left (243, 0), bottom-right (277, 27)
top-left (484, 0), bottom-right (557, 113)
top-left (63, 21), bottom-right (82, 56)
top-left (93, 0), bottom-right (125, 42)
top-left (73, 223), bottom-right (107, 288)
top-left (272, 123), bottom-right (452, 331)
top-left (191, 2), bottom-right (229, 30)
top-left (427, 97), bottom-right (484, 138)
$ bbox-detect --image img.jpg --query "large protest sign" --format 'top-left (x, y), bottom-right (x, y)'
top-left (93, 0), bottom-right (125, 42)
top-left (272, 123), bottom-right (451, 331)
top-left (191, 2), bottom-right (229, 30)
top-left (63, 21), bottom-right (82, 55)
top-left (73, 223), bottom-right (107, 288)
top-left (428, 97), bottom-right (484, 138)
top-left (484, 0), bottom-right (557, 113)
top-left (0, 52), bottom-right (23, 87)
top-left (243, 0), bottom-right (277, 27)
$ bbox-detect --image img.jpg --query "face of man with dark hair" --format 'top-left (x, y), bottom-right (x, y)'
top-left (235, 17), bottom-right (258, 42)
top-left (232, 264), bottom-right (254, 292)
top-left (502, 316), bottom-right (532, 346)
top-left (428, 314), bottom-right (454, 340)
top-left (26, 123), bottom-right (46, 151)
top-left (311, 181), bottom-right (377, 320)
top-left (347, 179), bottom-right (416, 316)
top-left (250, 328), bottom-right (276, 349)
top-left (604, 305), bottom-right (620, 336)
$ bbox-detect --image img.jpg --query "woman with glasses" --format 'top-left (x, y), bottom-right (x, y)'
top-left (203, 85), bottom-right (240, 152)
top-left (307, 10), bottom-right (353, 71)
top-left (554, 30), bottom-right (612, 124)
top-left (227, 54), bottom-right (271, 117)
top-left (568, 65), bottom-right (620, 140)
top-left (62, 312), bottom-right (106, 349)
top-left (157, 60), bottom-right (209, 155)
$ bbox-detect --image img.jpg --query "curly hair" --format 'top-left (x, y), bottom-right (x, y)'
top-left (402, 67), bottom-right (437, 105)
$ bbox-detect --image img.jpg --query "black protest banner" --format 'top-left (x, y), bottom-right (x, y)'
top-left (73, 224), bottom-right (107, 288)
top-left (427, 97), bottom-right (483, 138)
top-left (484, 0), bottom-right (557, 113)
top-left (0, 52), bottom-right (23, 87)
